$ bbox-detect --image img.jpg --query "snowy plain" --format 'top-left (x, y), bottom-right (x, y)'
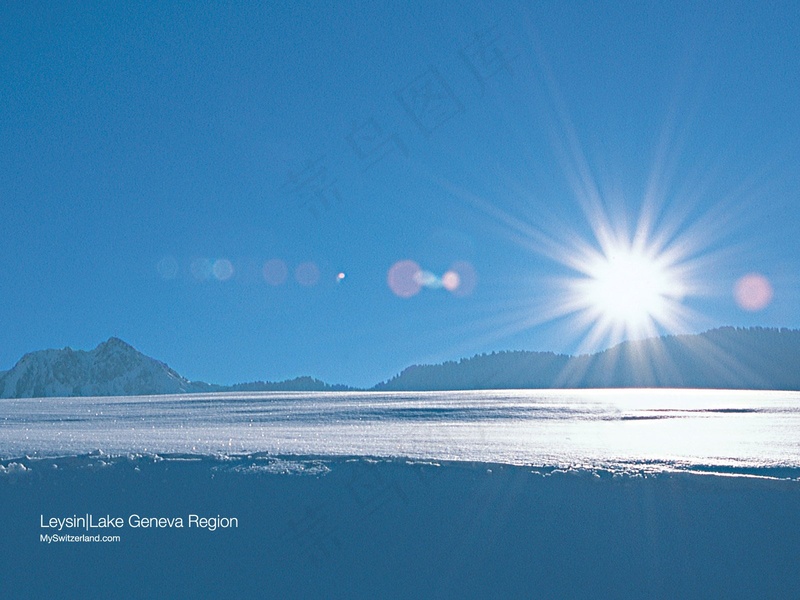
top-left (2, 388), bottom-right (800, 477)
top-left (3, 389), bottom-right (800, 599)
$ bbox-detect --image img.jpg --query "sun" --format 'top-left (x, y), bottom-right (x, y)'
top-left (562, 231), bottom-right (692, 350)
top-left (430, 90), bottom-right (730, 356)
top-left (581, 247), bottom-right (677, 328)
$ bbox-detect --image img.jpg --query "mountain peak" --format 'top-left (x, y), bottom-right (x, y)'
top-left (96, 337), bottom-right (136, 352)
top-left (0, 338), bottom-right (211, 398)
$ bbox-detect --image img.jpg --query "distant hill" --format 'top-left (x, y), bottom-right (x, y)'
top-left (228, 377), bottom-right (354, 392)
top-left (0, 338), bottom-right (354, 398)
top-left (373, 350), bottom-right (572, 391)
top-left (2, 327), bottom-right (799, 398)
top-left (374, 327), bottom-right (800, 391)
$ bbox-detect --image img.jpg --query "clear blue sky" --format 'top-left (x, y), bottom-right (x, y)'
top-left (2, 1), bottom-right (798, 387)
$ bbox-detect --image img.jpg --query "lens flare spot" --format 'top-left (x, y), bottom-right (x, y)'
top-left (442, 270), bottom-right (460, 292)
top-left (447, 261), bottom-right (477, 297)
top-left (388, 260), bottom-right (422, 298)
top-left (734, 273), bottom-right (773, 311)
top-left (263, 259), bottom-right (289, 286)
top-left (212, 259), bottom-right (234, 281)
top-left (415, 270), bottom-right (440, 288)
top-left (156, 256), bottom-right (179, 280)
top-left (190, 258), bottom-right (213, 281)
top-left (295, 261), bottom-right (320, 287)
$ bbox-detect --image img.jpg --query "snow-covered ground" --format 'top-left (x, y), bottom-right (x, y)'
top-left (2, 454), bottom-right (800, 599)
top-left (2, 389), bottom-right (800, 476)
top-left (2, 389), bottom-right (800, 598)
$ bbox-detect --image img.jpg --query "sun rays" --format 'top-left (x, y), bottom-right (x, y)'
top-left (536, 185), bottom-right (718, 353)
top-left (565, 234), bottom-right (687, 344)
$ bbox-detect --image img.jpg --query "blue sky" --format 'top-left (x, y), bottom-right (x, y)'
top-left (2, 1), bottom-right (798, 387)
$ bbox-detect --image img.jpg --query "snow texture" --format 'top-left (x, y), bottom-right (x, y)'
top-left (2, 455), bottom-right (799, 599)
top-left (3, 389), bottom-right (799, 598)
top-left (2, 389), bottom-right (799, 478)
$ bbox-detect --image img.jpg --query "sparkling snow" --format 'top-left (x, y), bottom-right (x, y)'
top-left (2, 388), bottom-right (799, 477)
